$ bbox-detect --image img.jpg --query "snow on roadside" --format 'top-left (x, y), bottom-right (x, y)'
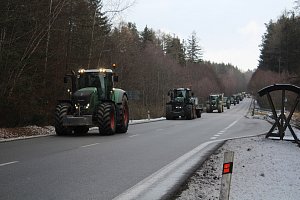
top-left (0, 126), bottom-right (55, 140)
top-left (0, 118), bottom-right (165, 141)
top-left (175, 135), bottom-right (300, 200)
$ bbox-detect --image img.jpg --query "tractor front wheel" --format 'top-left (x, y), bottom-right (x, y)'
top-left (166, 105), bottom-right (173, 120)
top-left (206, 105), bottom-right (211, 113)
top-left (96, 103), bottom-right (116, 135)
top-left (55, 103), bottom-right (72, 136)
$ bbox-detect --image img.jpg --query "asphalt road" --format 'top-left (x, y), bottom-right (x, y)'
top-left (0, 98), bottom-right (270, 200)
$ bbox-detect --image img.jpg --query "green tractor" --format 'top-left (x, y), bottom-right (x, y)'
top-left (206, 94), bottom-right (224, 113)
top-left (166, 88), bottom-right (202, 120)
top-left (232, 94), bottom-right (240, 104)
top-left (223, 96), bottom-right (231, 109)
top-left (55, 67), bottom-right (129, 136)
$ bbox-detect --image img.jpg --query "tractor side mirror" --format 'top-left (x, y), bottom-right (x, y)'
top-left (191, 92), bottom-right (194, 97)
top-left (64, 76), bottom-right (68, 83)
top-left (113, 75), bottom-right (119, 82)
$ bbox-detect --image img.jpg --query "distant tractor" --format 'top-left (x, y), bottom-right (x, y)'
top-left (55, 67), bottom-right (129, 136)
top-left (223, 96), bottom-right (231, 109)
top-left (206, 94), bottom-right (224, 113)
top-left (230, 96), bottom-right (237, 105)
top-left (166, 88), bottom-right (202, 120)
top-left (232, 94), bottom-right (240, 104)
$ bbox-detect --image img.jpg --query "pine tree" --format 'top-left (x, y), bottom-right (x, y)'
top-left (186, 31), bottom-right (203, 63)
top-left (141, 26), bottom-right (155, 44)
top-left (164, 34), bottom-right (186, 65)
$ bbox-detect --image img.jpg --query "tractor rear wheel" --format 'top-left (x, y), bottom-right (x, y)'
top-left (96, 103), bottom-right (116, 135)
top-left (196, 109), bottom-right (201, 118)
top-left (116, 96), bottom-right (129, 133)
top-left (55, 103), bottom-right (72, 136)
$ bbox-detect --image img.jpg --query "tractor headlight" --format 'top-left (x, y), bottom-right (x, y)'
top-left (85, 104), bottom-right (90, 109)
top-left (78, 69), bottom-right (85, 73)
top-left (75, 104), bottom-right (79, 109)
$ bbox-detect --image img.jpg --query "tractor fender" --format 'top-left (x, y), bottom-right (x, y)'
top-left (112, 88), bottom-right (127, 104)
top-left (57, 99), bottom-right (72, 105)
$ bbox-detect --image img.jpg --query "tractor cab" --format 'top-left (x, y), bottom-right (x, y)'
top-left (169, 88), bottom-right (192, 103)
top-left (75, 69), bottom-right (114, 101)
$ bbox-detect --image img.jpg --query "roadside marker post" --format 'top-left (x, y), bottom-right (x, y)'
top-left (219, 151), bottom-right (234, 200)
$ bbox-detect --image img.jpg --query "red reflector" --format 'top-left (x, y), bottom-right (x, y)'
top-left (223, 162), bottom-right (233, 174)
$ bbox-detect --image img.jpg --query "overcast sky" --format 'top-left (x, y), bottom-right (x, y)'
top-left (115, 0), bottom-right (297, 71)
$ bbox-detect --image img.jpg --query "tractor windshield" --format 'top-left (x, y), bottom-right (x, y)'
top-left (210, 95), bottom-right (218, 100)
top-left (175, 90), bottom-right (186, 98)
top-left (77, 72), bottom-right (104, 90)
top-left (77, 72), bottom-right (114, 100)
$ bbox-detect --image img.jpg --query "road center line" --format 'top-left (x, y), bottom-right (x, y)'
top-left (0, 161), bottom-right (19, 167)
top-left (210, 137), bottom-right (217, 140)
top-left (225, 119), bottom-right (239, 130)
top-left (81, 143), bottom-right (99, 148)
top-left (129, 134), bottom-right (139, 138)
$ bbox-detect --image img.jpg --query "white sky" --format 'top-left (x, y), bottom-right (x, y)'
top-left (116, 0), bottom-right (296, 71)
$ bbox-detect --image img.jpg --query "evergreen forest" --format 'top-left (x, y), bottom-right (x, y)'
top-left (248, 8), bottom-right (300, 108)
top-left (1, 0), bottom-right (272, 127)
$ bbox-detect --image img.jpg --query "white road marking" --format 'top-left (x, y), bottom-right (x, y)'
top-left (81, 143), bottom-right (99, 148)
top-left (156, 129), bottom-right (164, 132)
top-left (0, 161), bottom-right (19, 167)
top-left (225, 119), bottom-right (239, 130)
top-left (112, 140), bottom-right (216, 200)
top-left (211, 118), bottom-right (240, 140)
top-left (210, 119), bottom-right (240, 140)
top-left (129, 134), bottom-right (139, 138)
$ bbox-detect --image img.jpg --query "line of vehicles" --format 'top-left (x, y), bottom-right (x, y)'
top-left (54, 66), bottom-right (247, 136)
top-left (165, 88), bottom-right (246, 120)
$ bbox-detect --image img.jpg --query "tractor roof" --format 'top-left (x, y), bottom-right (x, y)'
top-left (78, 68), bottom-right (113, 73)
top-left (174, 88), bottom-right (191, 91)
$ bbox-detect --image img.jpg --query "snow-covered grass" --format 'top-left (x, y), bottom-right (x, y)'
top-left (175, 133), bottom-right (300, 200)
top-left (0, 126), bottom-right (55, 141)
top-left (0, 118), bottom-right (165, 141)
